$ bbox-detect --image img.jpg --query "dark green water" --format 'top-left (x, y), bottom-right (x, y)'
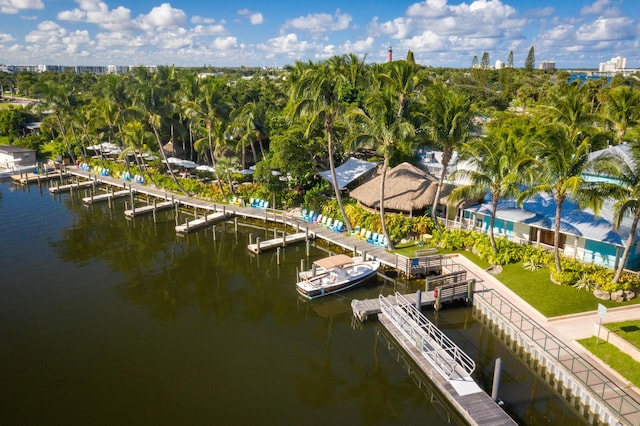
top-left (0, 181), bottom-right (587, 425)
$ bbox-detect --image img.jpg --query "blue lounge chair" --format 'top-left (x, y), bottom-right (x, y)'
top-left (368, 232), bottom-right (379, 244)
top-left (350, 225), bottom-right (361, 236)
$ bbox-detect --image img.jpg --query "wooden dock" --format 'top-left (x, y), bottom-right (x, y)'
top-left (11, 171), bottom-right (63, 184)
top-left (352, 280), bottom-right (474, 322)
top-left (125, 201), bottom-right (175, 218)
top-left (48, 180), bottom-right (96, 194)
top-left (82, 189), bottom-right (131, 205)
top-left (378, 313), bottom-right (517, 426)
top-left (175, 212), bottom-right (231, 234)
top-left (247, 232), bottom-right (312, 254)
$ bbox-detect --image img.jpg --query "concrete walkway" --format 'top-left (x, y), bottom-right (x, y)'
top-left (453, 254), bottom-right (640, 402)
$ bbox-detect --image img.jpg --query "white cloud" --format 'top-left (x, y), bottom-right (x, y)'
top-left (260, 32), bottom-right (312, 57)
top-left (580, 0), bottom-right (613, 15)
top-left (137, 3), bottom-right (187, 31)
top-left (211, 36), bottom-right (237, 50)
top-left (282, 10), bottom-right (351, 37)
top-left (0, 0), bottom-right (43, 14)
top-left (191, 16), bottom-right (215, 24)
top-left (0, 33), bottom-right (15, 43)
top-left (58, 0), bottom-right (133, 31)
top-left (237, 8), bottom-right (264, 25)
top-left (576, 16), bottom-right (635, 41)
top-left (250, 13), bottom-right (264, 25)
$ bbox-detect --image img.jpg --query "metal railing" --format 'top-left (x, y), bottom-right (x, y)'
top-left (474, 282), bottom-right (640, 425)
top-left (379, 292), bottom-right (475, 380)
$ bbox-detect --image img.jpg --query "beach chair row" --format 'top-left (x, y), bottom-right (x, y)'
top-left (300, 210), bottom-right (344, 232)
top-left (249, 198), bottom-right (269, 209)
top-left (350, 226), bottom-right (388, 248)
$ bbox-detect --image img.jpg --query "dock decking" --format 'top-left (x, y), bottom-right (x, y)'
top-left (48, 180), bottom-right (97, 194)
top-left (175, 212), bottom-right (232, 234)
top-left (247, 232), bottom-right (311, 254)
top-left (352, 280), bottom-right (473, 321)
top-left (82, 189), bottom-right (131, 205)
top-left (11, 170), bottom-right (63, 184)
top-left (378, 313), bottom-right (516, 426)
top-left (125, 201), bottom-right (175, 218)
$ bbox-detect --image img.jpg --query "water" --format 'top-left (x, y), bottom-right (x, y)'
top-left (0, 180), bottom-right (587, 425)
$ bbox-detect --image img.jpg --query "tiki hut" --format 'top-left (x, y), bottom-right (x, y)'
top-left (349, 162), bottom-right (455, 216)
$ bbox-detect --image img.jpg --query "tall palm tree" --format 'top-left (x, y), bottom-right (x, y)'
top-left (128, 66), bottom-right (188, 195)
top-left (419, 82), bottom-right (474, 226)
top-left (289, 56), bottom-right (363, 233)
top-left (347, 86), bottom-right (415, 250)
top-left (586, 144), bottom-right (640, 282)
top-left (38, 80), bottom-right (78, 164)
top-left (449, 131), bottom-right (537, 253)
top-left (517, 126), bottom-right (594, 273)
top-left (603, 85), bottom-right (640, 145)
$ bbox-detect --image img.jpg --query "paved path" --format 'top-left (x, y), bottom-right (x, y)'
top-left (454, 254), bottom-right (640, 402)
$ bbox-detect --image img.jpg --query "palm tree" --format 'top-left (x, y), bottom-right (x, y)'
top-left (128, 66), bottom-right (188, 195)
top-left (419, 82), bottom-right (474, 226)
top-left (449, 130), bottom-right (537, 253)
top-left (587, 144), bottom-right (640, 282)
top-left (118, 120), bottom-right (156, 182)
top-left (603, 85), bottom-right (640, 145)
top-left (347, 86), bottom-right (415, 250)
top-left (517, 126), bottom-right (594, 273)
top-left (38, 80), bottom-right (78, 164)
top-left (289, 56), bottom-right (362, 233)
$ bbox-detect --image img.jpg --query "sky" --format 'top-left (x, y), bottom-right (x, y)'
top-left (0, 0), bottom-right (639, 69)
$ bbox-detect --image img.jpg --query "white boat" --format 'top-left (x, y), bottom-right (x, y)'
top-left (296, 254), bottom-right (380, 299)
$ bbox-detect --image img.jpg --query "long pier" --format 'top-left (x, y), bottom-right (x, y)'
top-left (11, 170), bottom-right (63, 184)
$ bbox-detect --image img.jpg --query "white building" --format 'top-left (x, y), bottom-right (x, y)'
top-left (599, 56), bottom-right (626, 72)
top-left (495, 60), bottom-right (504, 69)
top-left (0, 145), bottom-right (36, 171)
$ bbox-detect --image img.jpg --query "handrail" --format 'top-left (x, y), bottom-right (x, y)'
top-left (474, 282), bottom-right (640, 424)
top-left (380, 292), bottom-right (475, 379)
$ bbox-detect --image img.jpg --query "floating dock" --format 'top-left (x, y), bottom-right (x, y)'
top-left (175, 212), bottom-right (231, 234)
top-left (351, 280), bottom-right (473, 322)
top-left (82, 189), bottom-right (131, 205)
top-left (247, 232), bottom-right (312, 254)
top-left (125, 201), bottom-right (175, 218)
top-left (48, 180), bottom-right (96, 194)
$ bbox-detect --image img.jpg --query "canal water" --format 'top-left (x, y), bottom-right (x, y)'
top-left (0, 180), bottom-right (587, 425)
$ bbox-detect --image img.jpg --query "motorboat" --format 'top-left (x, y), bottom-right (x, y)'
top-left (296, 254), bottom-right (380, 299)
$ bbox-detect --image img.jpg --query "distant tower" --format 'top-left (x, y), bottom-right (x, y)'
top-left (387, 45), bottom-right (393, 63)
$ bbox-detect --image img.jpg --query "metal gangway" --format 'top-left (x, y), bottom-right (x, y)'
top-left (379, 292), bottom-right (475, 381)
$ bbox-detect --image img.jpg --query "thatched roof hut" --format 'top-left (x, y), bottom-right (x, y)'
top-left (349, 162), bottom-right (455, 214)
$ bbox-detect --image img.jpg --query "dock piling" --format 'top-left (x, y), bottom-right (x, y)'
top-left (276, 247), bottom-right (281, 264)
top-left (491, 358), bottom-right (503, 402)
top-left (256, 237), bottom-right (261, 253)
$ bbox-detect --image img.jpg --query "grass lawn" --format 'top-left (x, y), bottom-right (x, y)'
top-left (605, 321), bottom-right (640, 350)
top-left (578, 337), bottom-right (640, 387)
top-left (0, 136), bottom-right (10, 145)
top-left (496, 263), bottom-right (640, 317)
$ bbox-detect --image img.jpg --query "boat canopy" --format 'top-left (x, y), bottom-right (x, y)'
top-left (313, 254), bottom-right (354, 269)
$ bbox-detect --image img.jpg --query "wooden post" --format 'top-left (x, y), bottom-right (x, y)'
top-left (152, 206), bottom-right (157, 223)
top-left (467, 279), bottom-right (474, 303)
top-left (234, 217), bottom-right (238, 232)
top-left (435, 287), bottom-right (441, 311)
top-left (249, 233), bottom-right (254, 245)
top-left (416, 290), bottom-right (422, 311)
top-left (491, 358), bottom-right (502, 402)
top-left (306, 239), bottom-right (310, 257)
top-left (282, 232), bottom-right (286, 247)
top-left (186, 218), bottom-right (190, 233)
top-left (212, 225), bottom-right (216, 241)
top-left (256, 237), bottom-right (261, 254)
top-left (300, 259), bottom-right (305, 273)
top-left (276, 247), bottom-right (281, 264)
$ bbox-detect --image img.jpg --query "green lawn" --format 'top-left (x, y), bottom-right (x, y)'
top-left (496, 263), bottom-right (640, 317)
top-left (605, 321), bottom-right (640, 350)
top-left (578, 337), bottom-right (640, 387)
top-left (392, 242), bottom-right (491, 269)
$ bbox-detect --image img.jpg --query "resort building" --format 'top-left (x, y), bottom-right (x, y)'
top-left (415, 145), bottom-right (640, 271)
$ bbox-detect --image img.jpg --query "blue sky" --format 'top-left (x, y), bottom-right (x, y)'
top-left (0, 0), bottom-right (638, 69)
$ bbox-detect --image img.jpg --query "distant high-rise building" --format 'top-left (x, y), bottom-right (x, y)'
top-left (495, 60), bottom-right (504, 69)
top-left (540, 60), bottom-right (556, 70)
top-left (599, 56), bottom-right (626, 72)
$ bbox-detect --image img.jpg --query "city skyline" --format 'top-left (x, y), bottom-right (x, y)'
top-left (0, 0), bottom-right (638, 69)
